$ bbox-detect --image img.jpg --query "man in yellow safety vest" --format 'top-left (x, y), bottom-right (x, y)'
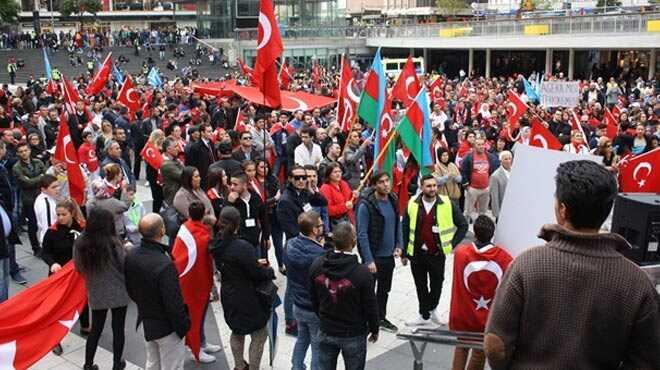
top-left (402, 174), bottom-right (468, 327)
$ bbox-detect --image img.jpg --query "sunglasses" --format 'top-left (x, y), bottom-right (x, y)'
top-left (242, 137), bottom-right (252, 140)
top-left (292, 175), bottom-right (307, 181)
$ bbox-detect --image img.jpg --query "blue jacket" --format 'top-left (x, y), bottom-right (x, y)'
top-left (285, 234), bottom-right (326, 311)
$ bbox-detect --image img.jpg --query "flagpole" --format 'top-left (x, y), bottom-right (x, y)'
top-left (352, 130), bottom-right (398, 198)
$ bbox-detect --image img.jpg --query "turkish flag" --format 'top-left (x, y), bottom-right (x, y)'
top-left (55, 112), bottom-right (86, 205)
top-left (530, 119), bottom-right (562, 151)
top-left (279, 58), bottom-right (292, 90)
top-left (234, 109), bottom-right (248, 133)
top-left (46, 80), bottom-right (59, 95)
top-left (85, 52), bottom-right (112, 96)
top-left (0, 262), bottom-right (87, 369)
top-left (141, 89), bottom-right (154, 119)
top-left (140, 141), bottom-right (164, 170)
top-left (337, 55), bottom-right (358, 132)
top-left (611, 104), bottom-right (621, 119)
top-left (117, 75), bottom-right (140, 113)
top-left (618, 148), bottom-right (660, 193)
top-left (253, 0), bottom-right (283, 108)
top-left (506, 90), bottom-right (527, 129)
top-left (604, 107), bottom-right (618, 140)
top-left (61, 77), bottom-right (80, 115)
top-left (449, 243), bottom-right (512, 332)
top-left (391, 56), bottom-right (420, 108)
top-left (237, 58), bottom-right (256, 86)
top-left (311, 61), bottom-right (321, 90)
top-left (172, 220), bottom-right (213, 361)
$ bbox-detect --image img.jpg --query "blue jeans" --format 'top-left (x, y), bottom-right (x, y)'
top-left (0, 258), bottom-right (9, 303)
top-left (284, 276), bottom-right (294, 323)
top-left (317, 332), bottom-right (367, 370)
top-left (271, 217), bottom-right (284, 268)
top-left (292, 305), bottom-right (320, 370)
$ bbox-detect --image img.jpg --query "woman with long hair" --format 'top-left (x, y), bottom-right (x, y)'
top-left (434, 148), bottom-right (462, 202)
top-left (73, 207), bottom-right (129, 370)
top-left (173, 166), bottom-right (215, 221)
top-left (593, 136), bottom-right (620, 174)
top-left (102, 163), bottom-right (124, 199)
top-left (42, 198), bottom-right (89, 355)
top-left (320, 162), bottom-right (355, 228)
top-left (211, 207), bottom-right (275, 370)
top-left (95, 120), bottom-right (114, 162)
top-left (255, 159), bottom-right (284, 273)
top-left (206, 168), bottom-right (230, 219)
top-left (144, 129), bottom-right (165, 212)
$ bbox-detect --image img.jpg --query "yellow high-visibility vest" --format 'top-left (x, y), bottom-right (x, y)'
top-left (406, 195), bottom-right (456, 256)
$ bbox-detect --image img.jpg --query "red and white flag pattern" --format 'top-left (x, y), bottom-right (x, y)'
top-left (569, 109), bottom-right (590, 150)
top-left (337, 55), bottom-right (358, 132)
top-left (117, 75), bottom-right (140, 113)
top-left (0, 263), bottom-right (87, 370)
top-left (506, 90), bottom-right (527, 129)
top-left (391, 56), bottom-right (420, 108)
top-left (253, 0), bottom-right (284, 108)
top-left (61, 77), bottom-right (80, 114)
top-left (234, 109), bottom-right (248, 133)
top-left (54, 112), bottom-right (86, 205)
top-left (530, 119), bottom-right (562, 151)
top-left (172, 220), bottom-right (213, 361)
top-left (449, 243), bottom-right (512, 332)
top-left (603, 107), bottom-right (618, 140)
top-left (85, 52), bottom-right (112, 96)
top-left (619, 148), bottom-right (660, 193)
top-left (140, 141), bottom-right (164, 170)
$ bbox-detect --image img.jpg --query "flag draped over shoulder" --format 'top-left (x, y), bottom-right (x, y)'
top-left (0, 263), bottom-right (87, 369)
top-left (171, 220), bottom-right (213, 360)
top-left (396, 87), bottom-right (433, 172)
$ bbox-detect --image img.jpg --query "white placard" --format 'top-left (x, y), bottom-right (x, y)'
top-left (540, 81), bottom-right (580, 108)
top-left (494, 144), bottom-right (601, 257)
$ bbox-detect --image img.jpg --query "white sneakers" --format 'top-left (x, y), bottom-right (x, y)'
top-left (202, 343), bottom-right (222, 353)
top-left (198, 351), bottom-right (216, 364)
top-left (405, 314), bottom-right (432, 327)
top-left (431, 308), bottom-right (444, 325)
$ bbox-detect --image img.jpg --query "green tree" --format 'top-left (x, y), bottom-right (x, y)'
top-left (436, 0), bottom-right (468, 16)
top-left (60, 0), bottom-right (102, 31)
top-left (0, 0), bottom-right (21, 25)
top-left (596, 0), bottom-right (622, 7)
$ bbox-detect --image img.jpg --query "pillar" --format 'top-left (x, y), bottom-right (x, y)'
top-left (485, 49), bottom-right (491, 79)
top-left (649, 49), bottom-right (657, 81)
top-left (423, 48), bottom-right (428, 73)
top-left (468, 48), bottom-right (474, 76)
top-left (545, 48), bottom-right (553, 76)
top-left (568, 49), bottom-right (575, 80)
top-left (410, 48), bottom-right (415, 57)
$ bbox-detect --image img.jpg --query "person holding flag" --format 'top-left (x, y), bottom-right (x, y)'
top-left (402, 174), bottom-right (468, 327)
top-left (449, 215), bottom-right (512, 370)
top-left (171, 201), bottom-right (221, 363)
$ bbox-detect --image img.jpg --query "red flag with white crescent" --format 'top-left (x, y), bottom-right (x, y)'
top-left (140, 141), bottom-right (164, 170)
top-left (391, 56), bottom-right (420, 108)
top-left (237, 58), bottom-right (256, 86)
top-left (449, 243), bottom-right (512, 332)
top-left (337, 55), bottom-right (358, 133)
top-left (603, 107), bottom-right (618, 140)
top-left (61, 77), bottom-right (80, 115)
top-left (172, 220), bottom-right (213, 361)
top-left (506, 90), bottom-right (527, 129)
top-left (117, 75), bottom-right (140, 113)
top-left (530, 119), bottom-right (562, 151)
top-left (85, 52), bottom-right (112, 96)
top-left (618, 148), bottom-right (660, 193)
top-left (55, 112), bottom-right (86, 205)
top-left (0, 262), bottom-right (87, 369)
top-left (279, 58), bottom-right (292, 90)
top-left (253, 0), bottom-right (283, 108)
top-left (234, 109), bottom-right (248, 133)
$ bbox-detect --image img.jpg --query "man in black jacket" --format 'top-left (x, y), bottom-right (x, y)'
top-left (186, 124), bottom-right (216, 189)
top-left (309, 222), bottom-right (379, 370)
top-left (226, 172), bottom-right (269, 257)
top-left (277, 165), bottom-right (327, 240)
top-left (125, 213), bottom-right (191, 370)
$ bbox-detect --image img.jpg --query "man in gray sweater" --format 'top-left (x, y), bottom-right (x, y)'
top-left (485, 160), bottom-right (660, 369)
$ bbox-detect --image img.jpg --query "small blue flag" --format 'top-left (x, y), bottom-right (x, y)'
top-left (147, 67), bottom-right (163, 88)
top-left (523, 78), bottom-right (539, 103)
top-left (43, 49), bottom-right (52, 80)
top-left (112, 63), bottom-right (124, 85)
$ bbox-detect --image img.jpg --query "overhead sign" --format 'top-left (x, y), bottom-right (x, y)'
top-left (540, 81), bottom-right (580, 107)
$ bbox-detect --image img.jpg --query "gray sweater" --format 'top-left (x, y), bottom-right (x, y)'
top-left (73, 242), bottom-right (130, 310)
top-left (485, 224), bottom-right (660, 370)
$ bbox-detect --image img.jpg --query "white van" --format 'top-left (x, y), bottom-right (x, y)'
top-left (381, 57), bottom-right (425, 78)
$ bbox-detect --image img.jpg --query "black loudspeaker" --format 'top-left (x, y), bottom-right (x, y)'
top-left (611, 193), bottom-right (660, 265)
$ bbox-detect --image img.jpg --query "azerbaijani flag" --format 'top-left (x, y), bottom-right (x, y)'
top-left (375, 96), bottom-right (396, 175)
top-left (396, 87), bottom-right (433, 174)
top-left (357, 48), bottom-right (386, 130)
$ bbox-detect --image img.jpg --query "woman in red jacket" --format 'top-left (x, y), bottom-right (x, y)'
top-left (320, 162), bottom-right (355, 229)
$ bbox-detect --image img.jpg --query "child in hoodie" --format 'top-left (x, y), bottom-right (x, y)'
top-left (122, 184), bottom-right (145, 246)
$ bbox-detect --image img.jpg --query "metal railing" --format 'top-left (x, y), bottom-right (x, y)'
top-left (234, 11), bottom-right (660, 42)
top-left (397, 328), bottom-right (484, 370)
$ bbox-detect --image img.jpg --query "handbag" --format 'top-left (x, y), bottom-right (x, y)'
top-left (255, 279), bottom-right (278, 310)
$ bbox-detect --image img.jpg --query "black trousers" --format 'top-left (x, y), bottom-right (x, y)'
top-left (410, 253), bottom-right (446, 319)
top-left (374, 256), bottom-right (395, 321)
top-left (85, 306), bottom-right (127, 367)
top-left (22, 201), bottom-right (38, 250)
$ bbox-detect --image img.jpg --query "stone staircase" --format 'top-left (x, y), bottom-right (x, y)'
top-left (0, 44), bottom-right (231, 84)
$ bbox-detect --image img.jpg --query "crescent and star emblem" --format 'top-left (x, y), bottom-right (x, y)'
top-left (463, 259), bottom-right (504, 310)
top-left (62, 136), bottom-right (76, 164)
top-left (257, 12), bottom-right (272, 50)
top-left (380, 113), bottom-right (393, 139)
top-left (145, 148), bottom-right (155, 159)
top-left (126, 88), bottom-right (138, 104)
top-left (346, 78), bottom-right (361, 103)
top-left (176, 225), bottom-right (197, 278)
top-left (288, 96), bottom-right (309, 112)
top-left (342, 98), bottom-right (353, 128)
top-left (405, 76), bottom-right (416, 101)
top-left (532, 134), bottom-right (548, 149)
top-left (507, 101), bottom-right (518, 117)
top-left (632, 162), bottom-right (652, 188)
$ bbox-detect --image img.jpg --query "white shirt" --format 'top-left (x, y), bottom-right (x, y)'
top-left (294, 143), bottom-right (323, 167)
top-left (563, 143), bottom-right (590, 155)
top-left (422, 197), bottom-right (436, 214)
top-left (430, 111), bottom-right (447, 131)
top-left (34, 192), bottom-right (58, 244)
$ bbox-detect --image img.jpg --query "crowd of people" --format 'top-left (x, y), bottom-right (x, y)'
top-left (0, 58), bottom-right (658, 370)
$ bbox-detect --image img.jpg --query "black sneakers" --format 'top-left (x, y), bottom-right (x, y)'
top-left (379, 318), bottom-right (398, 333)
